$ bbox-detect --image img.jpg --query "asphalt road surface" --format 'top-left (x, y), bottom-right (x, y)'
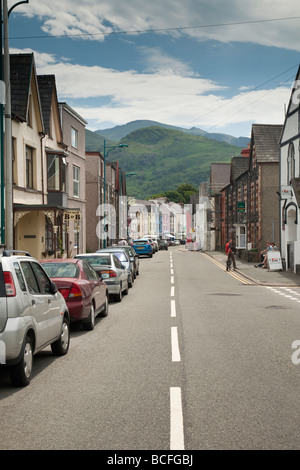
top-left (0, 247), bottom-right (299, 450)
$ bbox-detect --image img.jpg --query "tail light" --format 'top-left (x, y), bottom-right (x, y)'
top-left (59, 283), bottom-right (82, 300)
top-left (101, 270), bottom-right (117, 278)
top-left (3, 272), bottom-right (16, 297)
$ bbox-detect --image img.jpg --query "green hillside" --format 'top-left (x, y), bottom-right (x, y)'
top-left (95, 119), bottom-right (250, 148)
top-left (85, 126), bottom-right (243, 199)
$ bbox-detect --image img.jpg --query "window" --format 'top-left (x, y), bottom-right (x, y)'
top-left (20, 262), bottom-right (40, 294)
top-left (13, 262), bottom-right (26, 292)
top-left (26, 145), bottom-right (34, 188)
top-left (73, 165), bottom-right (80, 197)
top-left (47, 153), bottom-right (67, 192)
top-left (236, 225), bottom-right (246, 249)
top-left (287, 142), bottom-right (295, 184)
top-left (71, 127), bottom-right (78, 149)
top-left (31, 263), bottom-right (52, 294)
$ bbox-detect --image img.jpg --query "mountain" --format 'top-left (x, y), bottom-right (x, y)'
top-left (85, 125), bottom-right (244, 200)
top-left (94, 119), bottom-right (250, 148)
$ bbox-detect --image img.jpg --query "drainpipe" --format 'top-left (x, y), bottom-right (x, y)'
top-left (40, 132), bottom-right (45, 204)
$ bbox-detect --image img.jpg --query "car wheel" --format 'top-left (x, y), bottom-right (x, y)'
top-left (9, 335), bottom-right (33, 387)
top-left (114, 284), bottom-right (123, 302)
top-left (123, 282), bottom-right (129, 296)
top-left (128, 275), bottom-right (133, 288)
top-left (149, 253), bottom-right (153, 258)
top-left (101, 295), bottom-right (109, 317)
top-left (84, 303), bottom-right (95, 330)
top-left (51, 316), bottom-right (70, 356)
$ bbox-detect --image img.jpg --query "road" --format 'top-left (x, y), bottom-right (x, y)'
top-left (0, 247), bottom-right (299, 450)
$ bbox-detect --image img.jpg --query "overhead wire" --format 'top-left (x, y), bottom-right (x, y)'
top-left (184, 64), bottom-right (299, 129)
top-left (9, 15), bottom-right (300, 41)
top-left (9, 13), bottom-right (300, 132)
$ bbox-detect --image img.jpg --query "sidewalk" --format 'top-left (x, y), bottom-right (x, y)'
top-left (205, 251), bottom-right (300, 287)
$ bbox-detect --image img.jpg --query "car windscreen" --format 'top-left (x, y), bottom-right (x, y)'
top-left (42, 262), bottom-right (79, 278)
top-left (133, 240), bottom-right (148, 245)
top-left (111, 252), bottom-right (127, 262)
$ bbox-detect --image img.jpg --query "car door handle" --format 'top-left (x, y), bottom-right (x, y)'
top-left (48, 299), bottom-right (51, 304)
top-left (32, 299), bottom-right (36, 305)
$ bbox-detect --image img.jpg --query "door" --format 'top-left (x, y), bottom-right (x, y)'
top-left (31, 262), bottom-right (63, 340)
top-left (20, 261), bottom-right (63, 347)
top-left (20, 261), bottom-right (49, 348)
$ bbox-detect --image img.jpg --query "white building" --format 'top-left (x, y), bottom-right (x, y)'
top-left (280, 65), bottom-right (300, 272)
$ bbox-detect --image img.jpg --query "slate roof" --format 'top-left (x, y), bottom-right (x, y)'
top-left (10, 53), bottom-right (34, 122)
top-left (251, 124), bottom-right (283, 163)
top-left (210, 163), bottom-right (231, 193)
top-left (231, 155), bottom-right (249, 181)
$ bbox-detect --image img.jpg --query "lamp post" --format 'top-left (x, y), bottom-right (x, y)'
top-left (103, 139), bottom-right (127, 248)
top-left (3, 0), bottom-right (29, 249)
top-left (0, 1), bottom-right (5, 244)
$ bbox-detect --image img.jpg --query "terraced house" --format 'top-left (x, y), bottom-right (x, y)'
top-left (10, 53), bottom-right (87, 259)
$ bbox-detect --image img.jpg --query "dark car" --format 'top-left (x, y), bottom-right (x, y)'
top-left (158, 240), bottom-right (168, 250)
top-left (40, 259), bottom-right (109, 330)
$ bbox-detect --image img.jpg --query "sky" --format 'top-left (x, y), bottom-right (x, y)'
top-left (6, 0), bottom-right (300, 138)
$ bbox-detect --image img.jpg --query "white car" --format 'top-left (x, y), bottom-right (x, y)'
top-left (0, 250), bottom-right (70, 387)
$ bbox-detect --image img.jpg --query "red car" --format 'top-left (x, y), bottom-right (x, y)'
top-left (40, 259), bottom-right (108, 330)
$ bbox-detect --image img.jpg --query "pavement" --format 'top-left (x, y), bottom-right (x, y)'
top-left (186, 249), bottom-right (300, 287)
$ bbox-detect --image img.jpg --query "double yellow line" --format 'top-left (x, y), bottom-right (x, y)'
top-left (203, 254), bottom-right (254, 285)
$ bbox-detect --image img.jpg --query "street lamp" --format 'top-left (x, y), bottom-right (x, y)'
top-left (103, 139), bottom-right (128, 248)
top-left (2, 0), bottom-right (29, 249)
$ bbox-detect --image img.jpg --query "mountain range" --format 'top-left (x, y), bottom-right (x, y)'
top-left (85, 120), bottom-right (249, 199)
top-left (93, 120), bottom-right (250, 148)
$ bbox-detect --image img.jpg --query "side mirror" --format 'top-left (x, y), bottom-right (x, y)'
top-left (50, 281), bottom-right (58, 294)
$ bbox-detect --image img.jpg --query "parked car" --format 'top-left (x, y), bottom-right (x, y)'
top-left (116, 244), bottom-right (140, 278)
top-left (132, 239), bottom-right (153, 258)
top-left (74, 253), bottom-right (128, 302)
top-left (96, 247), bottom-right (135, 287)
top-left (40, 259), bottom-right (108, 330)
top-left (144, 235), bottom-right (158, 252)
top-left (158, 239), bottom-right (169, 250)
top-left (0, 250), bottom-right (70, 387)
top-left (174, 240), bottom-right (181, 246)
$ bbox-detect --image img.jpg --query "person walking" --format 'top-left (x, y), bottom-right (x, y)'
top-left (225, 238), bottom-right (236, 271)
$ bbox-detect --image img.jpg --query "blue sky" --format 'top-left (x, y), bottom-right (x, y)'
top-left (7, 0), bottom-right (300, 138)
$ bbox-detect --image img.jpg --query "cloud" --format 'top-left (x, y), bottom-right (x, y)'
top-left (15, 0), bottom-right (300, 51)
top-left (15, 47), bottom-right (290, 133)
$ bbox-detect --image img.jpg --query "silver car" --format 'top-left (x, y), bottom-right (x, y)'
top-left (74, 253), bottom-right (129, 302)
top-left (97, 248), bottom-right (135, 288)
top-left (0, 250), bottom-right (70, 387)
